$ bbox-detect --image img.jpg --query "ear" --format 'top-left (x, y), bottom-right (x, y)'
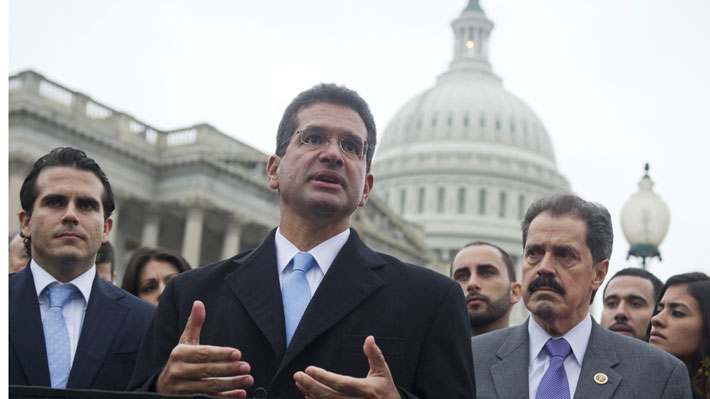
top-left (102, 218), bottom-right (113, 243)
top-left (509, 282), bottom-right (523, 305)
top-left (267, 155), bottom-right (281, 190)
top-left (358, 173), bottom-right (374, 207)
top-left (19, 210), bottom-right (31, 239)
top-left (591, 259), bottom-right (609, 291)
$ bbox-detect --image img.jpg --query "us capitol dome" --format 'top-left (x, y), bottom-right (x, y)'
top-left (372, 0), bottom-right (570, 267)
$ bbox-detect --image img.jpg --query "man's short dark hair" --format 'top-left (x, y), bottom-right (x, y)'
top-left (452, 241), bottom-right (517, 283)
top-left (19, 147), bottom-right (115, 255)
top-left (275, 83), bottom-right (377, 172)
top-left (521, 193), bottom-right (613, 303)
top-left (96, 241), bottom-right (116, 275)
top-left (603, 267), bottom-right (663, 302)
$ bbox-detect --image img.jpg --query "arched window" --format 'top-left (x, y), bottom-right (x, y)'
top-left (518, 194), bottom-right (525, 220)
top-left (418, 187), bottom-right (426, 214)
top-left (437, 187), bottom-right (446, 213)
top-left (478, 189), bottom-right (487, 215)
top-left (400, 189), bottom-right (407, 214)
top-left (499, 191), bottom-right (507, 218)
top-left (458, 187), bottom-right (466, 214)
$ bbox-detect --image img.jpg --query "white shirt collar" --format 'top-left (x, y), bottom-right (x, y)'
top-left (31, 259), bottom-right (95, 303)
top-left (528, 313), bottom-right (592, 367)
top-left (275, 227), bottom-right (350, 275)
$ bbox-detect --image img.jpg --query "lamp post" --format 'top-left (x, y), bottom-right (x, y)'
top-left (620, 163), bottom-right (670, 269)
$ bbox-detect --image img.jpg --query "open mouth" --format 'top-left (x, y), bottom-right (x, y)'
top-left (312, 171), bottom-right (343, 186)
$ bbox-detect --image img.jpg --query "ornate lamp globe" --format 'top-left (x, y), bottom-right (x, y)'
top-left (620, 163), bottom-right (670, 268)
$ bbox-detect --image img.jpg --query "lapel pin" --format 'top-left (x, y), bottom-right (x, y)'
top-left (594, 373), bottom-right (608, 385)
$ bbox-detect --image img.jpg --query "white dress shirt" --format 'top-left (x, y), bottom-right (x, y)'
top-left (31, 260), bottom-right (95, 365)
top-left (528, 313), bottom-right (592, 399)
top-left (275, 227), bottom-right (349, 296)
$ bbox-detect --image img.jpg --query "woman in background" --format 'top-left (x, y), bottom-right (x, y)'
top-left (649, 272), bottom-right (710, 398)
top-left (121, 247), bottom-right (191, 306)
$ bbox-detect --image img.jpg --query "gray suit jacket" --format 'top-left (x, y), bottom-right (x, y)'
top-left (471, 318), bottom-right (692, 399)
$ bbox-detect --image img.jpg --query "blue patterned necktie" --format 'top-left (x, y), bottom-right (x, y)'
top-left (282, 252), bottom-right (316, 346)
top-left (43, 284), bottom-right (79, 389)
top-left (536, 338), bottom-right (572, 399)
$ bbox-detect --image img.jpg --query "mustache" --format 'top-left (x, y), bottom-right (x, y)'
top-left (609, 321), bottom-right (633, 331)
top-left (466, 292), bottom-right (490, 304)
top-left (527, 276), bottom-right (566, 296)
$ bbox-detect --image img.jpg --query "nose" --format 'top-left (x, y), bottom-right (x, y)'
top-left (467, 275), bottom-right (481, 292)
top-left (62, 203), bottom-right (79, 225)
top-left (614, 302), bottom-right (630, 322)
top-left (318, 137), bottom-right (344, 166)
top-left (536, 251), bottom-right (556, 277)
top-left (651, 311), bottom-right (665, 328)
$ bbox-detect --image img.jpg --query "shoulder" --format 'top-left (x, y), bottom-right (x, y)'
top-left (471, 323), bottom-right (521, 349)
top-left (96, 278), bottom-right (155, 319)
top-left (590, 323), bottom-right (685, 370)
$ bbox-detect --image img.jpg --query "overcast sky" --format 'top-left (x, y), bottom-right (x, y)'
top-left (9, 0), bottom-right (710, 309)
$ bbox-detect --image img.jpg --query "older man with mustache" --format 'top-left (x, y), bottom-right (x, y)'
top-left (470, 193), bottom-right (692, 399)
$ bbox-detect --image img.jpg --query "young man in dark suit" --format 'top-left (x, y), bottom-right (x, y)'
top-left (128, 84), bottom-right (475, 398)
top-left (9, 147), bottom-right (155, 390)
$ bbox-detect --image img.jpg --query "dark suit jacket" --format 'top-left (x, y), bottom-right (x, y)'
top-left (9, 266), bottom-right (156, 390)
top-left (128, 228), bottom-right (475, 398)
top-left (470, 318), bottom-right (692, 399)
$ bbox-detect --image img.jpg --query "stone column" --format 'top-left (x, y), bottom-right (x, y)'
top-left (141, 209), bottom-right (161, 248)
top-left (182, 207), bottom-right (205, 267)
top-left (221, 215), bottom-right (245, 259)
top-left (8, 171), bottom-right (25, 234)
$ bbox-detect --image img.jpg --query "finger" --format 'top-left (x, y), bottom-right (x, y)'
top-left (176, 374), bottom-right (254, 396)
top-left (172, 344), bottom-right (242, 364)
top-left (174, 359), bottom-right (251, 380)
top-left (363, 336), bottom-right (392, 377)
top-left (303, 366), bottom-right (367, 396)
top-left (295, 370), bottom-right (345, 398)
top-left (180, 300), bottom-right (206, 345)
top-left (214, 389), bottom-right (248, 398)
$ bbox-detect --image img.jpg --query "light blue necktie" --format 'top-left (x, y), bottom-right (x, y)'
top-left (43, 284), bottom-right (79, 389)
top-left (536, 338), bottom-right (572, 399)
top-left (282, 252), bottom-right (316, 346)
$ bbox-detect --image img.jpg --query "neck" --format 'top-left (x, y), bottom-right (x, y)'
top-left (471, 314), bottom-right (510, 336)
top-left (34, 255), bottom-right (93, 283)
top-left (279, 212), bottom-right (351, 251)
top-left (532, 312), bottom-right (587, 337)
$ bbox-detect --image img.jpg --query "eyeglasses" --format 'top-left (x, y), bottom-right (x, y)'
top-left (288, 130), bottom-right (369, 159)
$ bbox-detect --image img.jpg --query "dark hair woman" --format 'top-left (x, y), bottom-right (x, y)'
top-left (649, 272), bottom-right (710, 398)
top-left (121, 247), bottom-right (191, 306)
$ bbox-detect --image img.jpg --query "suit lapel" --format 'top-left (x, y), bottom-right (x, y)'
top-left (275, 229), bottom-right (385, 377)
top-left (67, 275), bottom-right (129, 388)
top-left (573, 322), bottom-right (621, 399)
top-left (225, 230), bottom-right (288, 365)
top-left (9, 267), bottom-right (51, 386)
top-left (490, 321), bottom-right (530, 399)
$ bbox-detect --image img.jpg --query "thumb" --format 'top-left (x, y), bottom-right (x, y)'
top-left (364, 335), bottom-right (392, 378)
top-left (179, 300), bottom-right (205, 345)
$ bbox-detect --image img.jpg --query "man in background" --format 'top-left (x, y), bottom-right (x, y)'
top-left (9, 233), bottom-right (30, 273)
top-left (96, 241), bottom-right (116, 283)
top-left (600, 267), bottom-right (662, 340)
top-left (451, 241), bottom-right (521, 336)
top-left (9, 147), bottom-right (154, 390)
top-left (471, 193), bottom-right (690, 398)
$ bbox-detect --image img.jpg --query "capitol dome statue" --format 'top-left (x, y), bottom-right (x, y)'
top-left (372, 0), bottom-right (570, 269)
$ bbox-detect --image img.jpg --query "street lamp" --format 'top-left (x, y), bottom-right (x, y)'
top-left (620, 163), bottom-right (670, 269)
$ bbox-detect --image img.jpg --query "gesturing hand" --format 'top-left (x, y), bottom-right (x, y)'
top-left (293, 336), bottom-right (402, 399)
top-left (156, 300), bottom-right (254, 397)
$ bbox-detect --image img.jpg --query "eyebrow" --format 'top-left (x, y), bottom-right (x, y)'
top-left (301, 125), bottom-right (362, 141)
top-left (604, 294), bottom-right (649, 303)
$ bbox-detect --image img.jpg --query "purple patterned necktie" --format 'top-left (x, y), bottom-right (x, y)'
top-left (536, 338), bottom-right (572, 399)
